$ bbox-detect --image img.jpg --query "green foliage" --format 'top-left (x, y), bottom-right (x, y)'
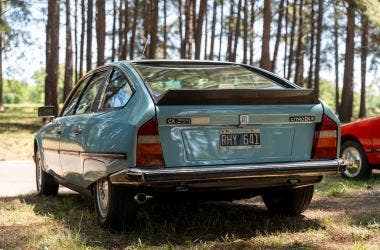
top-left (3, 80), bottom-right (28, 104)
top-left (319, 78), bottom-right (380, 118)
top-left (32, 65), bottom-right (66, 103)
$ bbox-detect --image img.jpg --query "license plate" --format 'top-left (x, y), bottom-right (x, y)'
top-left (220, 128), bottom-right (261, 149)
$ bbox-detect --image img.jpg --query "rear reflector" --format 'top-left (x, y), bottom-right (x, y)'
top-left (137, 117), bottom-right (165, 167)
top-left (311, 115), bottom-right (338, 159)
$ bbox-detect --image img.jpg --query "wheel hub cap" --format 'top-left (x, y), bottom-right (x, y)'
top-left (96, 179), bottom-right (109, 217)
top-left (341, 146), bottom-right (362, 177)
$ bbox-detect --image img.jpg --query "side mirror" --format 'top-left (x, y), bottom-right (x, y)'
top-left (38, 106), bottom-right (58, 118)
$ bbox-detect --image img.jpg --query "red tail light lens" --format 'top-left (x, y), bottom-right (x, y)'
top-left (136, 117), bottom-right (165, 167)
top-left (311, 115), bottom-right (338, 159)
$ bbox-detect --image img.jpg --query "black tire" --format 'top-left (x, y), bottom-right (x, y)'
top-left (262, 185), bottom-right (314, 215)
top-left (35, 150), bottom-right (59, 196)
top-left (93, 177), bottom-right (137, 231)
top-left (341, 140), bottom-right (371, 180)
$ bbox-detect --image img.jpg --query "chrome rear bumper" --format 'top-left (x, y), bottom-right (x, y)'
top-left (110, 159), bottom-right (345, 188)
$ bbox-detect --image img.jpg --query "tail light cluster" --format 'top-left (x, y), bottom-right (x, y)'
top-left (136, 117), bottom-right (165, 167)
top-left (311, 115), bottom-right (338, 159)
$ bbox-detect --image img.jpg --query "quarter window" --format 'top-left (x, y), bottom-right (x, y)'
top-left (102, 68), bottom-right (133, 110)
top-left (75, 72), bottom-right (105, 115)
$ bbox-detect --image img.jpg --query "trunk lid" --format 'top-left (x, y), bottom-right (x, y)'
top-left (155, 91), bottom-right (323, 167)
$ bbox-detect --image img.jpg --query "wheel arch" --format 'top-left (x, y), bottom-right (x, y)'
top-left (341, 134), bottom-right (364, 149)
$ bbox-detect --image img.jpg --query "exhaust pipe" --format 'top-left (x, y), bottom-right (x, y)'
top-left (134, 193), bottom-right (153, 204)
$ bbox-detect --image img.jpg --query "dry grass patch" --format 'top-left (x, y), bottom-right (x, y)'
top-left (0, 182), bottom-right (379, 249)
top-left (0, 104), bottom-right (41, 160)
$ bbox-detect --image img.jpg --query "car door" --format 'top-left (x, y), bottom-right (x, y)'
top-left (40, 119), bottom-right (62, 176)
top-left (59, 69), bottom-right (110, 187)
top-left (370, 117), bottom-right (380, 162)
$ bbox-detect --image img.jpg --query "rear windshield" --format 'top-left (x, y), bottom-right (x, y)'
top-left (133, 64), bottom-right (284, 95)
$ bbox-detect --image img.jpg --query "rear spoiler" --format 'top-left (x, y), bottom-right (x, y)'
top-left (154, 89), bottom-right (319, 105)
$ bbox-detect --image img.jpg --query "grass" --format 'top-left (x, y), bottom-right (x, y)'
top-left (315, 175), bottom-right (380, 197)
top-left (0, 181), bottom-right (379, 249)
top-left (0, 104), bottom-right (42, 160)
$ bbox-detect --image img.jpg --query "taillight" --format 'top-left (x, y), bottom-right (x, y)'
top-left (136, 117), bottom-right (165, 167)
top-left (311, 115), bottom-right (338, 159)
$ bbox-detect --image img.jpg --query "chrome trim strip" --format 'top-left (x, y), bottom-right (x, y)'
top-left (43, 148), bottom-right (126, 160)
top-left (375, 149), bottom-right (380, 152)
top-left (110, 159), bottom-right (344, 185)
top-left (80, 152), bottom-right (126, 160)
top-left (60, 149), bottom-right (79, 156)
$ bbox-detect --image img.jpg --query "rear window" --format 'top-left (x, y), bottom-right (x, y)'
top-left (133, 64), bottom-right (284, 95)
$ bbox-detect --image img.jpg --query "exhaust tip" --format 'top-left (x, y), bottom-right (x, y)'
top-left (134, 193), bottom-right (152, 204)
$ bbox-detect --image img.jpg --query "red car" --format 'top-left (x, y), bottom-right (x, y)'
top-left (341, 116), bottom-right (380, 179)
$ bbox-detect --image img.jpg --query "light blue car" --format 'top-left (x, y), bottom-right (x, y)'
top-left (35, 60), bottom-right (345, 229)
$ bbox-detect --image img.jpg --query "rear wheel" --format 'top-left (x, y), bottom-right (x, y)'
top-left (35, 150), bottom-right (59, 196)
top-left (262, 185), bottom-right (314, 215)
top-left (341, 140), bottom-right (371, 180)
top-left (94, 177), bottom-right (137, 230)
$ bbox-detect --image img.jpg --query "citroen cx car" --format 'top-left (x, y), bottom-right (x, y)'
top-left (35, 60), bottom-right (344, 229)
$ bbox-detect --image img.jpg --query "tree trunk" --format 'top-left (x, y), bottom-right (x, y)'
top-left (163, 0), bottom-right (167, 59)
top-left (271, 0), bottom-right (285, 72)
top-left (111, 0), bottom-right (116, 61)
top-left (242, 0), bottom-right (248, 64)
top-left (96, 0), bottom-right (105, 66)
top-left (209, 0), bottom-right (217, 60)
top-left (249, 0), bottom-right (255, 65)
top-left (333, 3), bottom-right (339, 113)
top-left (64, 0), bottom-right (73, 102)
top-left (86, 0), bottom-right (93, 72)
top-left (0, 2), bottom-right (3, 112)
top-left (74, 0), bottom-right (78, 84)
top-left (340, 1), bottom-right (355, 122)
top-left (204, 8), bottom-right (208, 60)
top-left (232, 0), bottom-right (242, 62)
top-left (148, 0), bottom-right (158, 58)
top-left (118, 0), bottom-right (123, 59)
top-left (287, 0), bottom-right (297, 80)
top-left (79, 0), bottom-right (85, 78)
top-left (294, 0), bottom-right (304, 85)
top-left (226, 0), bottom-right (234, 61)
top-left (283, 0), bottom-right (288, 77)
top-left (130, 0), bottom-right (138, 59)
top-left (45, 0), bottom-right (60, 107)
top-left (359, 14), bottom-right (368, 118)
top-left (187, 0), bottom-right (194, 59)
top-left (194, 0), bottom-right (207, 59)
top-left (120, 0), bottom-right (128, 59)
top-left (260, 0), bottom-right (271, 70)
top-left (218, 0), bottom-right (224, 60)
top-left (313, 0), bottom-right (323, 97)
top-left (180, 0), bottom-right (186, 59)
top-left (307, 0), bottom-right (315, 89)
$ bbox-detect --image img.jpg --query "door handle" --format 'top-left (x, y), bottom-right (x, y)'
top-left (72, 127), bottom-right (82, 136)
top-left (56, 127), bottom-right (62, 135)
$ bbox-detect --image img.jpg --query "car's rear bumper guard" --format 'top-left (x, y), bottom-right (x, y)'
top-left (109, 159), bottom-right (345, 185)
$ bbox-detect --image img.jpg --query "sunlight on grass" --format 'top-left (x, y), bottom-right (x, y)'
top-left (315, 175), bottom-right (380, 197)
top-left (0, 104), bottom-right (42, 160)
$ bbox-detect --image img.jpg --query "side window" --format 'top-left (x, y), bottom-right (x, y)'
top-left (101, 68), bottom-right (133, 110)
top-left (61, 77), bottom-right (90, 116)
top-left (75, 72), bottom-right (105, 115)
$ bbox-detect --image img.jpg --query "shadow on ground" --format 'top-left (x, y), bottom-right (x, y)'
top-left (7, 194), bottom-right (322, 248)
top-left (0, 123), bottom-right (40, 133)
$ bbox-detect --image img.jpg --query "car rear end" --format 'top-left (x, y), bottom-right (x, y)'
top-left (110, 61), bottom-right (344, 196)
